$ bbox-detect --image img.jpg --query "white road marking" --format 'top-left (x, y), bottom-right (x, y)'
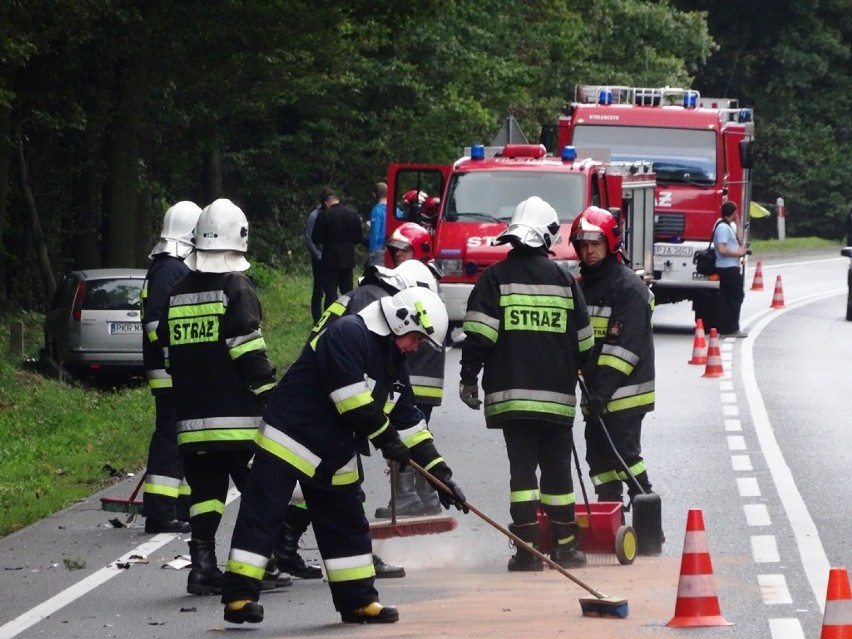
top-left (744, 503), bottom-right (772, 526)
top-left (759, 574), bottom-right (793, 604)
top-left (769, 618), bottom-right (805, 638)
top-left (741, 290), bottom-right (843, 613)
top-left (723, 404), bottom-right (740, 416)
top-left (727, 435), bottom-right (747, 451)
top-left (725, 418), bottom-right (742, 431)
top-left (721, 392), bottom-right (737, 403)
top-left (731, 454), bottom-right (753, 471)
top-left (752, 535), bottom-right (780, 563)
top-left (737, 477), bottom-right (761, 497)
top-left (0, 487), bottom-right (242, 639)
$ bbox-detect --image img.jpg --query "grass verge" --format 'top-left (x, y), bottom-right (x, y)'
top-left (0, 267), bottom-right (314, 538)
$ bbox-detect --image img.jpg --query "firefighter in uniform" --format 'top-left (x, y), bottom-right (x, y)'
top-left (141, 201), bottom-right (201, 534)
top-left (569, 206), bottom-right (656, 507)
top-left (460, 196), bottom-right (593, 571)
top-left (157, 198), bottom-right (278, 596)
top-left (220, 286), bottom-right (466, 626)
top-left (267, 261), bottom-right (437, 582)
top-left (376, 222), bottom-right (445, 518)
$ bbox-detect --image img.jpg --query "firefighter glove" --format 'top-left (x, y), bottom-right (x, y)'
top-left (586, 393), bottom-right (606, 423)
top-left (380, 438), bottom-right (410, 470)
top-left (428, 465), bottom-right (469, 513)
top-left (459, 381), bottom-right (482, 410)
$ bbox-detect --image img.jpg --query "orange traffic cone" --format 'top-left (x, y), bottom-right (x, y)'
top-left (770, 275), bottom-right (786, 309)
top-left (751, 260), bottom-right (765, 291)
top-left (688, 319), bottom-right (708, 365)
top-left (667, 509), bottom-right (732, 628)
top-left (702, 329), bottom-right (724, 378)
top-left (821, 567), bottom-right (852, 638)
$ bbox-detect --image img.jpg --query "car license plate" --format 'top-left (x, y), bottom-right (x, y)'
top-left (110, 322), bottom-right (142, 335)
top-left (655, 245), bottom-right (693, 257)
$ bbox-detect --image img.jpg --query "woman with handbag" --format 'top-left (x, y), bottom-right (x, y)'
top-left (713, 202), bottom-right (749, 338)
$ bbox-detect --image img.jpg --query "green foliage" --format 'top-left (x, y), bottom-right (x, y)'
top-left (2, 0), bottom-right (846, 309)
top-left (0, 269), bottom-right (315, 538)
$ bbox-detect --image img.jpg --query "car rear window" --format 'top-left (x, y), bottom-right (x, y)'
top-left (84, 279), bottom-right (142, 311)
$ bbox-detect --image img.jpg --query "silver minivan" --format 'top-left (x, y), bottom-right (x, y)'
top-left (43, 268), bottom-right (147, 377)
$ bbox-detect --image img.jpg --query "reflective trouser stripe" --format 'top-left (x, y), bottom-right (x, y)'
top-left (143, 474), bottom-right (182, 498)
top-left (190, 498), bottom-right (224, 518)
top-left (324, 553), bottom-right (375, 583)
top-left (226, 548), bottom-right (268, 581)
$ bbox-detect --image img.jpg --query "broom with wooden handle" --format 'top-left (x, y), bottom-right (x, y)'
top-left (408, 460), bottom-right (629, 618)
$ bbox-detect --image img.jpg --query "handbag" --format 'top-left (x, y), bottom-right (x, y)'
top-left (693, 221), bottom-right (720, 276)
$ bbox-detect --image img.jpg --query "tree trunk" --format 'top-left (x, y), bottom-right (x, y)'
top-left (0, 96), bottom-right (11, 303)
top-left (202, 149), bottom-right (224, 205)
top-left (103, 59), bottom-right (144, 267)
top-left (15, 134), bottom-right (56, 300)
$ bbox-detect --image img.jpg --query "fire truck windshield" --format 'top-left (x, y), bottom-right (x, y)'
top-left (444, 171), bottom-right (586, 224)
top-left (573, 125), bottom-right (716, 185)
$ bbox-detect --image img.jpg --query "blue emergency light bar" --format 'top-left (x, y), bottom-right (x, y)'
top-left (597, 88), bottom-right (613, 105)
top-left (471, 145), bottom-right (485, 160)
top-left (683, 91), bottom-right (698, 109)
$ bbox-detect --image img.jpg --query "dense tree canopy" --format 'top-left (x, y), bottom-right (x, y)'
top-left (0, 0), bottom-right (848, 310)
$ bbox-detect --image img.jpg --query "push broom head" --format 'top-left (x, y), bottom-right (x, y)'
top-left (369, 514), bottom-right (457, 540)
top-left (579, 596), bottom-right (629, 619)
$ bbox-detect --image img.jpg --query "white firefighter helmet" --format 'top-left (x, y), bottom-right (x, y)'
top-left (184, 198), bottom-right (251, 273)
top-left (392, 258), bottom-right (439, 295)
top-left (380, 286), bottom-right (447, 350)
top-left (148, 201), bottom-right (202, 260)
top-left (493, 195), bottom-right (562, 249)
top-left (356, 287), bottom-right (448, 350)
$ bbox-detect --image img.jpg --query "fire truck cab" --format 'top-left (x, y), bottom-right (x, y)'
top-left (551, 85), bottom-right (755, 325)
top-left (386, 143), bottom-right (656, 331)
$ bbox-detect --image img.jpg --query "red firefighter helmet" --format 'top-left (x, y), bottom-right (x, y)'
top-left (402, 190), bottom-right (428, 206)
top-left (569, 206), bottom-right (622, 254)
top-left (421, 196), bottom-right (441, 219)
top-left (387, 222), bottom-right (433, 261)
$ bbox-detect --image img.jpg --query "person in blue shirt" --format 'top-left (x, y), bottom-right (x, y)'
top-left (713, 202), bottom-right (749, 338)
top-left (363, 182), bottom-right (395, 268)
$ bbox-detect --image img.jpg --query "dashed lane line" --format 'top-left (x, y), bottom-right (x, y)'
top-left (723, 287), bottom-right (843, 638)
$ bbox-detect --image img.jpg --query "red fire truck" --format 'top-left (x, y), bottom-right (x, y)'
top-left (385, 142), bottom-right (656, 333)
top-left (551, 85), bottom-right (755, 323)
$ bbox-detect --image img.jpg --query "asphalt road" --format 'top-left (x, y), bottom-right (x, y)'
top-left (0, 248), bottom-right (849, 638)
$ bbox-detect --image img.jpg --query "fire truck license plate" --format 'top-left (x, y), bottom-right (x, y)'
top-left (110, 322), bottom-right (142, 335)
top-left (655, 245), bottom-right (693, 257)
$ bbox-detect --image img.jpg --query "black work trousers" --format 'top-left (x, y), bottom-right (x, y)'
top-left (502, 420), bottom-right (576, 527)
top-left (717, 266), bottom-right (745, 334)
top-left (321, 266), bottom-right (354, 310)
top-left (222, 452), bottom-right (378, 612)
top-left (310, 259), bottom-right (325, 322)
top-left (142, 393), bottom-right (188, 521)
top-left (182, 449), bottom-right (252, 541)
top-left (584, 410), bottom-right (651, 502)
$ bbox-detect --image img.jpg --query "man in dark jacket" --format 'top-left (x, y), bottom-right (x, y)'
top-left (460, 196), bottom-right (593, 572)
top-left (569, 206), bottom-right (656, 508)
top-left (312, 188), bottom-right (363, 308)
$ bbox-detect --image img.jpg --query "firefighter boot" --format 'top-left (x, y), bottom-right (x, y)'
top-left (414, 471), bottom-right (443, 516)
top-left (507, 522), bottom-right (544, 572)
top-left (187, 539), bottom-right (224, 596)
top-left (549, 521), bottom-right (587, 568)
top-left (224, 600), bottom-right (264, 624)
top-left (373, 554), bottom-right (406, 578)
top-left (374, 466), bottom-right (425, 518)
top-left (260, 558), bottom-right (293, 590)
top-left (340, 602), bottom-right (400, 624)
top-left (271, 514), bottom-right (322, 579)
